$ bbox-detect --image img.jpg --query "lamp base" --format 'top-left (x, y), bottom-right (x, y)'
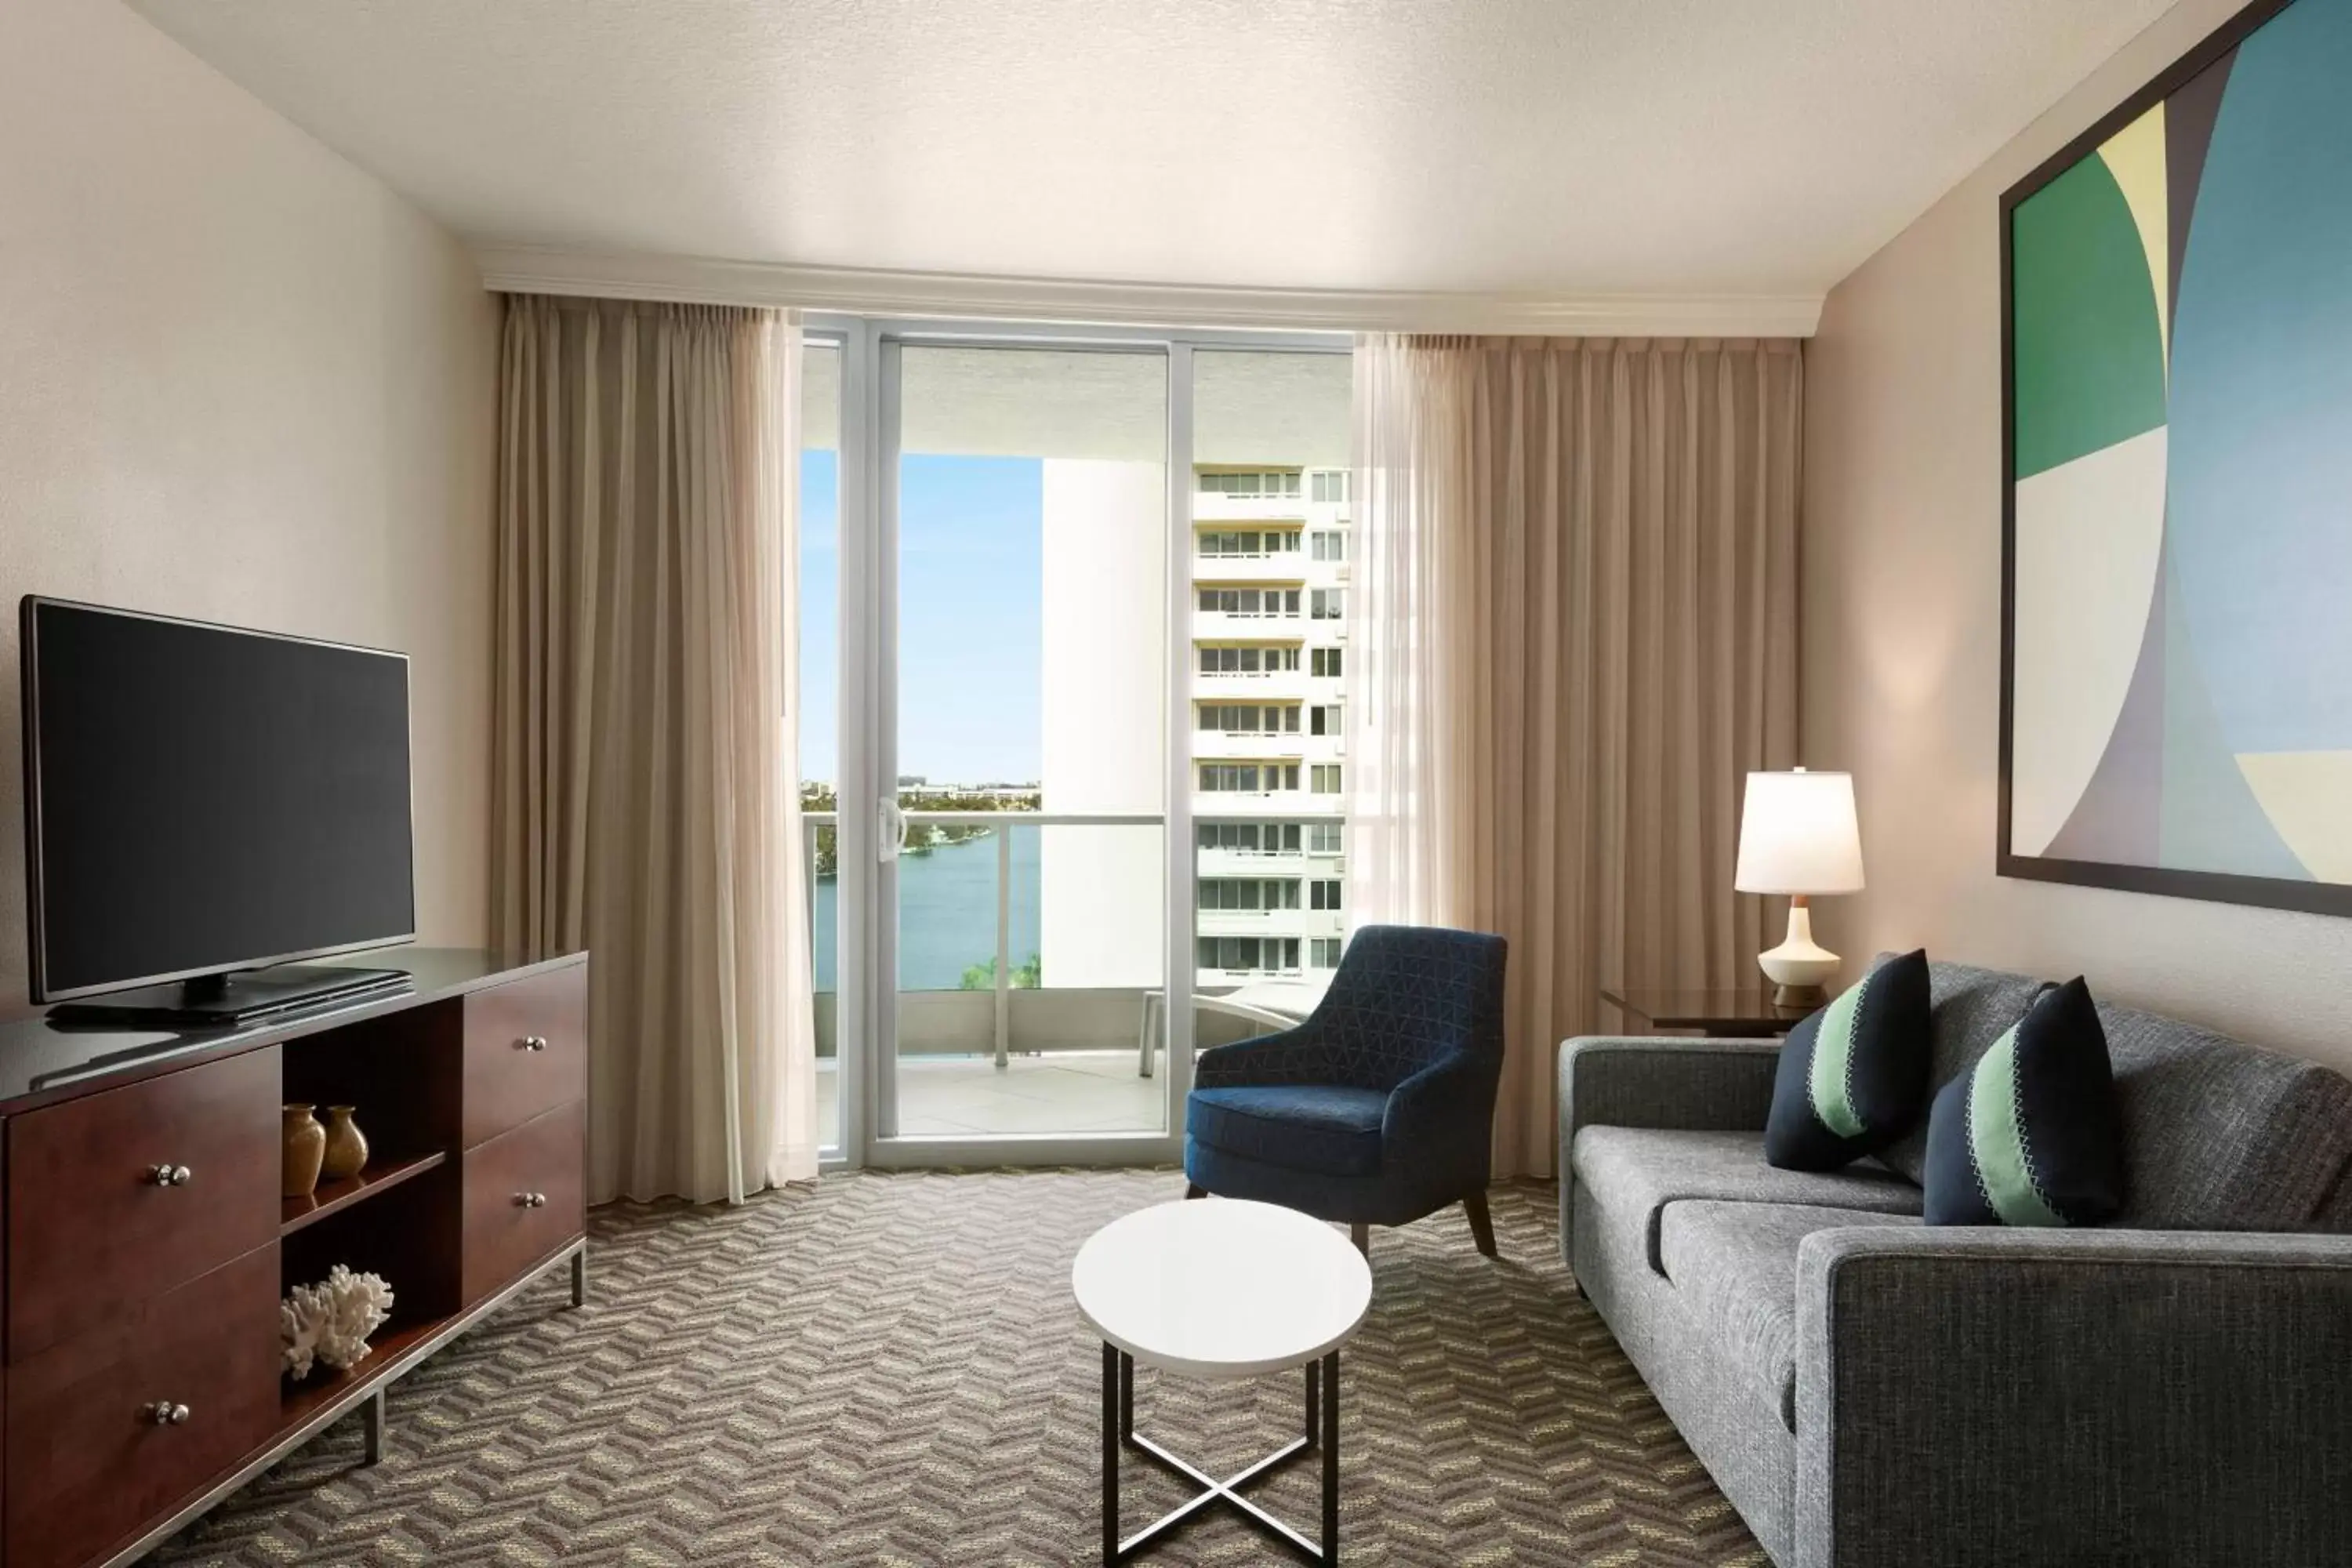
top-left (1756, 898), bottom-right (1839, 1008)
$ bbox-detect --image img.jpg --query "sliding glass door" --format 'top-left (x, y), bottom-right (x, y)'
top-left (811, 321), bottom-right (1345, 1168)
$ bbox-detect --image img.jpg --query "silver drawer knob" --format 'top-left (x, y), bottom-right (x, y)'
top-left (514, 1191), bottom-right (548, 1208)
top-left (143, 1401), bottom-right (191, 1426)
top-left (146, 1163), bottom-right (193, 1187)
top-left (514, 1036), bottom-right (549, 1052)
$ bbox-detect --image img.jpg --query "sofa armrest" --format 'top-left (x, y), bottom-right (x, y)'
top-left (1555, 1035), bottom-right (1783, 1261)
top-left (1793, 1225), bottom-right (2352, 1568)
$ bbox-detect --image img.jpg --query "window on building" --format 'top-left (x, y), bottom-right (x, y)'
top-left (1309, 530), bottom-right (1347, 561)
top-left (1310, 470), bottom-right (1350, 504)
top-left (1199, 878), bottom-right (1299, 911)
top-left (1308, 821), bottom-right (1343, 855)
top-left (1197, 529), bottom-right (1304, 557)
top-left (1310, 938), bottom-right (1342, 968)
top-left (1312, 648), bottom-right (1344, 679)
top-left (1198, 587), bottom-right (1304, 618)
top-left (1196, 935), bottom-right (1305, 973)
top-left (1311, 588), bottom-right (1345, 621)
top-left (1311, 878), bottom-right (1343, 910)
top-left (1309, 704), bottom-right (1341, 736)
top-left (1199, 470), bottom-right (1305, 499)
top-left (1311, 764), bottom-right (1342, 794)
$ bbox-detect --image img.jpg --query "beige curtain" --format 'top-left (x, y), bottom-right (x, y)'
top-left (492, 294), bottom-right (818, 1204)
top-left (1348, 335), bottom-right (1802, 1178)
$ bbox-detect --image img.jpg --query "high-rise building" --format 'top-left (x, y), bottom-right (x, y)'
top-left (1189, 464), bottom-right (1350, 989)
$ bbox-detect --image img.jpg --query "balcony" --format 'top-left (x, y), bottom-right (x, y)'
top-left (800, 810), bottom-right (1318, 1141)
top-left (1192, 553), bottom-right (1307, 586)
top-left (1195, 608), bottom-right (1304, 640)
top-left (1192, 729), bottom-right (1305, 762)
top-left (1193, 491), bottom-right (1308, 524)
top-left (1192, 667), bottom-right (1308, 702)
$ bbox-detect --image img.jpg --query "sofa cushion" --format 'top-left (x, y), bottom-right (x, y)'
top-left (1924, 978), bottom-right (2124, 1227)
top-left (1766, 949), bottom-right (1933, 1171)
top-left (1657, 1199), bottom-right (1919, 1432)
top-left (1882, 956), bottom-right (2352, 1229)
top-left (1572, 1127), bottom-right (1922, 1272)
top-left (1187, 1084), bottom-right (1388, 1177)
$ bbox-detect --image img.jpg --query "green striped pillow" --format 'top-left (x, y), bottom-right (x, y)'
top-left (1923, 977), bottom-right (2123, 1226)
top-left (1763, 949), bottom-right (1933, 1171)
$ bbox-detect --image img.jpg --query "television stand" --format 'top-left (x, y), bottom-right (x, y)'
top-left (45, 963), bottom-right (412, 1028)
top-left (0, 946), bottom-right (587, 1568)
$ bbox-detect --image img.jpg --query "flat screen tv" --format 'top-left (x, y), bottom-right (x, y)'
top-left (20, 597), bottom-right (416, 1019)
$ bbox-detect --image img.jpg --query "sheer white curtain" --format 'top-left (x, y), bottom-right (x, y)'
top-left (1347, 335), bottom-right (1802, 1178)
top-left (492, 295), bottom-right (819, 1204)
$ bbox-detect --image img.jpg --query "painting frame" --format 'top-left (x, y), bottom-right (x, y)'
top-left (1997, 0), bottom-right (2352, 918)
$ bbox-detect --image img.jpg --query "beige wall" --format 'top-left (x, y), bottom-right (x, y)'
top-left (1804, 0), bottom-right (2352, 1070)
top-left (0, 0), bottom-right (499, 1002)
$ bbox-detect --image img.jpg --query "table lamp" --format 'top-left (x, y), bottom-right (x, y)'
top-left (1733, 768), bottom-right (1864, 1007)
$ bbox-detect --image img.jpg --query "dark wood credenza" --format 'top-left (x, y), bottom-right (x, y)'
top-left (0, 947), bottom-right (588, 1568)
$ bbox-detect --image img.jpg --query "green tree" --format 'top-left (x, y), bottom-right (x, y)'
top-left (958, 953), bottom-right (1043, 990)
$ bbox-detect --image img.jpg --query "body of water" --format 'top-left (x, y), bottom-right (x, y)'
top-left (811, 827), bottom-right (1042, 993)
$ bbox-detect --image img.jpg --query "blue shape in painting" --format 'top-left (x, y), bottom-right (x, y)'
top-left (2165, 0), bottom-right (2352, 755)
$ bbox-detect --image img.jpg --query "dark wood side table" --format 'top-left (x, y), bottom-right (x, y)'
top-left (1599, 986), bottom-right (1813, 1039)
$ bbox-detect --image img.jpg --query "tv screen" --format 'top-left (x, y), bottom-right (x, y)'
top-left (21, 598), bottom-right (416, 1002)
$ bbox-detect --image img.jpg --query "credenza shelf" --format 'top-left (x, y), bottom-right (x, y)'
top-left (0, 947), bottom-right (590, 1568)
top-left (280, 1149), bottom-right (448, 1236)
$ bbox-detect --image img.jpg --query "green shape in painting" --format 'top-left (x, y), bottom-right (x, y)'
top-left (2012, 154), bottom-right (2167, 480)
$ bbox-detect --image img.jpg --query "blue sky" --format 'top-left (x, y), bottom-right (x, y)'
top-left (798, 451), bottom-right (1044, 786)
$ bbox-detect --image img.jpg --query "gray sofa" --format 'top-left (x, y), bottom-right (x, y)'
top-left (1557, 958), bottom-right (2352, 1568)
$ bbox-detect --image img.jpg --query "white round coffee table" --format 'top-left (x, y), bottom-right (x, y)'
top-left (1073, 1197), bottom-right (1373, 1565)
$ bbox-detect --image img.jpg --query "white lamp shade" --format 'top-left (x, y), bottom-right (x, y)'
top-left (1734, 770), bottom-right (1864, 895)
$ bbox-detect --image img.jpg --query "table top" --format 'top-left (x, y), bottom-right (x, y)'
top-left (1599, 986), bottom-right (1815, 1033)
top-left (1073, 1199), bottom-right (1372, 1379)
top-left (0, 947), bottom-right (585, 1112)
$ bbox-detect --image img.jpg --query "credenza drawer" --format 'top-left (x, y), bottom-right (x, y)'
top-left (7, 1047), bottom-right (280, 1362)
top-left (6, 1243), bottom-right (279, 1568)
top-left (461, 1100), bottom-right (584, 1305)
top-left (462, 967), bottom-right (587, 1149)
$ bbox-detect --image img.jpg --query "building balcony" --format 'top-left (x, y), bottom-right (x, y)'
top-left (1193, 844), bottom-right (1306, 877)
top-left (1196, 906), bottom-right (1308, 938)
top-left (1192, 554), bottom-right (1308, 586)
top-left (1192, 669), bottom-right (1309, 702)
top-left (1192, 492), bottom-right (1308, 524)
top-left (1192, 730), bottom-right (1308, 762)
top-left (1195, 608), bottom-right (1305, 639)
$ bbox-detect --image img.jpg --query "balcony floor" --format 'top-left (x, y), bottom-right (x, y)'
top-left (815, 1049), bottom-right (1168, 1141)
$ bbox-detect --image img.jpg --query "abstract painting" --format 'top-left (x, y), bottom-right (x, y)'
top-left (2001, 0), bottom-right (2352, 916)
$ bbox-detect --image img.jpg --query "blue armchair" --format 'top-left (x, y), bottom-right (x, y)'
top-left (1183, 924), bottom-right (1509, 1255)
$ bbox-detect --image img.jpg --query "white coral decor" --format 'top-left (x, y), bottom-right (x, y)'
top-left (280, 1266), bottom-right (394, 1381)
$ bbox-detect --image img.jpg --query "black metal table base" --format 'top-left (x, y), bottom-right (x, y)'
top-left (1102, 1343), bottom-right (1340, 1565)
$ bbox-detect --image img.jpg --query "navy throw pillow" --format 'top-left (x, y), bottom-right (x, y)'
top-left (1922, 976), bottom-right (2124, 1227)
top-left (1764, 949), bottom-right (1932, 1171)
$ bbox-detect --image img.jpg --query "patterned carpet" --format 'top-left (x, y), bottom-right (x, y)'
top-left (154, 1171), bottom-right (1763, 1566)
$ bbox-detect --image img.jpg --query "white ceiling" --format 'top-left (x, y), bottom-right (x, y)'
top-left (132, 0), bottom-right (2173, 307)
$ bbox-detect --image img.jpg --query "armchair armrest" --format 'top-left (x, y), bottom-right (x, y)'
top-left (1793, 1225), bottom-right (2352, 1568)
top-left (1555, 1035), bottom-right (1784, 1260)
top-left (1193, 1023), bottom-right (1321, 1089)
top-left (1381, 1052), bottom-right (1497, 1196)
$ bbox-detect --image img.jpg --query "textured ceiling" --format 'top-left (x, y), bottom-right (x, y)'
top-left (130, 0), bottom-right (2174, 298)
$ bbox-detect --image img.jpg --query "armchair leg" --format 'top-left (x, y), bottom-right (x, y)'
top-left (1348, 1222), bottom-right (1369, 1256)
top-left (1184, 1182), bottom-right (1206, 1200)
top-left (1462, 1192), bottom-right (1498, 1258)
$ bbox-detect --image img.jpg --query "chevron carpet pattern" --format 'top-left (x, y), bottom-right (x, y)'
top-left (154, 1171), bottom-right (1763, 1566)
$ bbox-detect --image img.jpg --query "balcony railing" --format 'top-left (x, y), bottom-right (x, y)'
top-left (801, 808), bottom-right (1344, 1073)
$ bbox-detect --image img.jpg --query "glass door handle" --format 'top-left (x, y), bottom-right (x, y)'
top-left (879, 799), bottom-right (907, 862)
